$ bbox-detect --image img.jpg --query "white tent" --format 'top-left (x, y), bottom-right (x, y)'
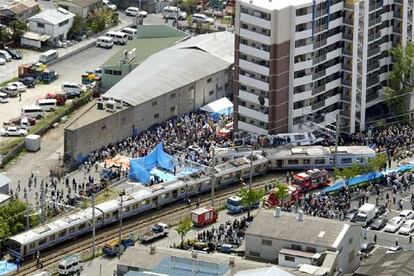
top-left (200, 97), bottom-right (233, 114)
top-left (235, 266), bottom-right (294, 276)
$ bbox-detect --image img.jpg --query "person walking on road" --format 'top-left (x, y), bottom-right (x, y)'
top-left (18, 93), bottom-right (21, 102)
top-left (374, 234), bottom-right (377, 244)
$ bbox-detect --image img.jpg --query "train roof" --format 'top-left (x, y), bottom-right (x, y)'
top-left (265, 145), bottom-right (375, 158)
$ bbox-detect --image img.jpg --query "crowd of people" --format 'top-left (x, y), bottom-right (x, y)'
top-left (194, 217), bottom-right (252, 253)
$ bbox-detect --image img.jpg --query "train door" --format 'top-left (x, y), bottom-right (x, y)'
top-left (172, 189), bottom-right (178, 199)
top-left (197, 183), bottom-right (202, 192)
top-left (153, 196), bottom-right (158, 207)
top-left (277, 160), bottom-right (283, 168)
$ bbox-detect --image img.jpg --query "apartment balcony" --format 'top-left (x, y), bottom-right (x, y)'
top-left (326, 63), bottom-right (342, 76)
top-left (293, 90), bottom-right (312, 102)
top-left (240, 44), bottom-right (270, 60)
top-left (325, 93), bottom-right (341, 107)
top-left (294, 74), bottom-right (312, 87)
top-left (369, 2), bottom-right (383, 12)
top-left (294, 59), bottom-right (313, 69)
top-left (239, 59), bottom-right (269, 76)
top-left (325, 78), bottom-right (341, 91)
top-left (343, 33), bottom-right (353, 41)
top-left (312, 84), bottom-right (325, 95)
top-left (295, 44), bottom-right (313, 55)
top-left (296, 29), bottom-right (313, 40)
top-left (329, 17), bottom-right (343, 29)
top-left (343, 18), bottom-right (353, 25)
top-left (367, 62), bottom-right (379, 72)
top-left (326, 48), bottom-right (342, 61)
top-left (313, 69), bottom-right (325, 81)
top-left (368, 32), bottom-right (381, 42)
top-left (312, 100), bottom-right (326, 111)
top-left (368, 47), bottom-right (380, 57)
top-left (238, 105), bottom-right (269, 123)
top-left (239, 74), bottom-right (269, 91)
top-left (238, 121), bottom-right (268, 135)
top-left (330, 1), bottom-right (344, 13)
top-left (327, 32), bottom-right (342, 45)
top-left (240, 13), bottom-right (271, 29)
top-left (239, 90), bottom-right (269, 107)
top-left (313, 54), bottom-right (327, 66)
top-left (313, 39), bottom-right (327, 49)
top-left (369, 17), bottom-right (382, 27)
top-left (340, 93), bottom-right (352, 103)
top-left (295, 13), bottom-right (313, 25)
top-left (240, 29), bottom-right (270, 45)
top-left (343, 48), bottom-right (353, 56)
top-left (366, 77), bottom-right (379, 88)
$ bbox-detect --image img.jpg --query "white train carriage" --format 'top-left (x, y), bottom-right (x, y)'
top-left (265, 146), bottom-right (375, 170)
top-left (7, 145), bottom-right (375, 259)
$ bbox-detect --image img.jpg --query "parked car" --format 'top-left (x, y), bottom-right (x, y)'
top-left (399, 210), bottom-right (414, 222)
top-left (0, 50), bottom-right (11, 62)
top-left (1, 86), bottom-right (19, 97)
top-left (103, 0), bottom-right (117, 10)
top-left (346, 208), bottom-right (358, 221)
top-left (0, 126), bottom-right (28, 137)
top-left (0, 97), bottom-right (9, 103)
top-left (399, 219), bottom-right (414, 235)
top-left (8, 82), bottom-right (26, 92)
top-left (0, 57), bottom-right (6, 65)
top-left (192, 13), bottom-right (214, 24)
top-left (386, 246), bottom-right (404, 253)
top-left (125, 7), bottom-right (147, 17)
top-left (370, 217), bottom-right (388, 230)
top-left (360, 241), bottom-right (375, 253)
top-left (4, 48), bottom-right (23, 59)
top-left (18, 77), bottom-right (36, 88)
top-left (384, 216), bottom-right (404, 233)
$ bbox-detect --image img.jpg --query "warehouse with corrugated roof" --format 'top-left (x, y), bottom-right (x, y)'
top-left (64, 31), bottom-right (234, 163)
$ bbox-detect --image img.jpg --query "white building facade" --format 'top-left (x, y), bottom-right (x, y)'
top-left (234, 0), bottom-right (414, 135)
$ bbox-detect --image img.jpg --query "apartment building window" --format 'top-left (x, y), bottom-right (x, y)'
top-left (207, 78), bottom-right (212, 83)
top-left (285, 256), bottom-right (295, 262)
top-left (291, 244), bottom-right (301, 250)
top-left (37, 22), bottom-right (45, 28)
top-left (262, 239), bottom-right (272, 246)
top-left (59, 20), bottom-right (69, 27)
top-left (306, 247), bottom-right (317, 253)
top-left (154, 113), bottom-right (159, 119)
top-left (240, 101), bottom-right (246, 107)
top-left (170, 93), bottom-right (176, 99)
top-left (296, 7), bottom-right (309, 16)
top-left (170, 106), bottom-right (176, 113)
top-left (209, 90), bottom-right (214, 96)
top-left (152, 100), bottom-right (157, 106)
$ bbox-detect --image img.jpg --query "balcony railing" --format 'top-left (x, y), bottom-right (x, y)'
top-left (312, 100), bottom-right (325, 110)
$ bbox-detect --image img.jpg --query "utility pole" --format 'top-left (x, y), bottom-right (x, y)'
top-left (334, 113), bottom-right (340, 170)
top-left (248, 146), bottom-right (253, 218)
top-left (210, 146), bottom-right (216, 207)
top-left (40, 180), bottom-right (45, 223)
top-left (92, 192), bottom-right (96, 258)
top-left (118, 190), bottom-right (124, 259)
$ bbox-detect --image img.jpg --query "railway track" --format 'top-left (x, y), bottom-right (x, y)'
top-left (14, 173), bottom-right (283, 275)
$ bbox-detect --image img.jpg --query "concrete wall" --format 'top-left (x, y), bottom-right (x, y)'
top-left (101, 63), bottom-right (139, 91)
top-left (65, 66), bottom-right (232, 162)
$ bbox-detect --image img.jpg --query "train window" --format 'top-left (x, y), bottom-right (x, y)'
top-left (133, 203), bottom-right (138, 209)
top-left (172, 190), bottom-right (178, 198)
top-left (188, 186), bottom-right (193, 192)
top-left (49, 234), bottom-right (55, 241)
top-left (356, 157), bottom-right (363, 163)
top-left (161, 194), bottom-right (166, 200)
top-left (181, 187), bottom-right (185, 193)
top-left (303, 159), bottom-right (310, 164)
top-left (125, 206), bottom-right (130, 212)
top-left (315, 159), bottom-right (325, 164)
top-left (29, 243), bottom-right (35, 249)
top-left (39, 238), bottom-right (47, 245)
top-left (78, 223), bottom-right (86, 230)
top-left (288, 159), bottom-right (299, 165)
top-left (142, 199), bottom-right (148, 205)
top-left (59, 230), bottom-right (67, 238)
top-left (105, 214), bottom-right (110, 219)
top-left (69, 227), bottom-right (75, 233)
top-left (165, 193), bottom-right (170, 199)
top-left (341, 158), bottom-right (352, 164)
top-left (112, 211), bottom-right (119, 217)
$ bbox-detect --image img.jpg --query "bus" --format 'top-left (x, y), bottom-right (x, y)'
top-left (21, 106), bottom-right (45, 119)
top-left (37, 99), bottom-right (57, 112)
top-left (39, 50), bottom-right (59, 64)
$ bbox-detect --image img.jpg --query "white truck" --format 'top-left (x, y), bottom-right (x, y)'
top-left (140, 223), bottom-right (169, 243)
top-left (353, 203), bottom-right (376, 227)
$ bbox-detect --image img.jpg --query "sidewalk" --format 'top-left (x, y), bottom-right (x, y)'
top-left (0, 21), bottom-right (131, 84)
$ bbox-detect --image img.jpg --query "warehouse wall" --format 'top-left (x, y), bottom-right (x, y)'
top-left (65, 66), bottom-right (232, 163)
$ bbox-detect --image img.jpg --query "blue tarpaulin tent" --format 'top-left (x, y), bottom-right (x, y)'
top-left (129, 143), bottom-right (175, 184)
top-left (323, 172), bottom-right (383, 193)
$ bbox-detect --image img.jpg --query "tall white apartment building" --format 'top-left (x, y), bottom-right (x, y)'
top-left (234, 0), bottom-right (413, 135)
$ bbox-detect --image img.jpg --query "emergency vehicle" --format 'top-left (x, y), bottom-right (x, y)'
top-left (292, 169), bottom-right (330, 192)
top-left (191, 207), bottom-right (218, 227)
top-left (264, 185), bottom-right (301, 208)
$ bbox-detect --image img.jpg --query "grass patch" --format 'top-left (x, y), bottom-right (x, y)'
top-left (28, 106), bottom-right (66, 134)
top-left (0, 138), bottom-right (23, 155)
top-left (0, 77), bottom-right (18, 87)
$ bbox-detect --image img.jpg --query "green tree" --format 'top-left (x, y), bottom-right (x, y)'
top-left (385, 42), bottom-right (414, 118)
top-left (367, 153), bottom-right (388, 172)
top-left (238, 187), bottom-right (265, 218)
top-left (0, 200), bottom-right (29, 250)
top-left (0, 28), bottom-right (11, 47)
top-left (9, 20), bottom-right (27, 44)
top-left (334, 164), bottom-right (364, 184)
top-left (68, 15), bottom-right (82, 40)
top-left (178, 0), bottom-right (199, 14)
top-left (176, 217), bottom-right (192, 248)
top-left (187, 15), bottom-right (193, 29)
top-left (272, 183), bottom-right (289, 206)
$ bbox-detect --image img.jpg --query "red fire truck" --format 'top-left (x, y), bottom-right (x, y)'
top-left (292, 169), bottom-right (330, 192)
top-left (191, 207), bottom-right (218, 227)
top-left (264, 185), bottom-right (302, 208)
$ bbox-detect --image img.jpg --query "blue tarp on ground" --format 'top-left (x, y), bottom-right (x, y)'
top-left (0, 261), bottom-right (17, 275)
top-left (129, 143), bottom-right (175, 185)
top-left (323, 161), bottom-right (414, 193)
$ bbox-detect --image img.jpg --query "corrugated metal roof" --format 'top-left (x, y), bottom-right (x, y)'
top-left (170, 31), bottom-right (234, 63)
top-left (105, 47), bottom-right (231, 106)
top-left (29, 8), bottom-right (74, 25)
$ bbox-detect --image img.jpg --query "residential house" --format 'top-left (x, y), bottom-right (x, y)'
top-left (55, 0), bottom-right (102, 19)
top-left (245, 209), bottom-right (361, 275)
top-left (0, 0), bottom-right (39, 24)
top-left (21, 8), bottom-right (75, 48)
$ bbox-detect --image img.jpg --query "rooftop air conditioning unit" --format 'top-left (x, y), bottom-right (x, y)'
top-left (105, 100), bottom-right (117, 113)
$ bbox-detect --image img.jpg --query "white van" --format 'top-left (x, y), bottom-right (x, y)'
top-left (39, 49), bottom-right (59, 64)
top-left (96, 36), bottom-right (114, 48)
top-left (121, 27), bottom-right (137, 40)
top-left (57, 254), bottom-right (83, 275)
top-left (21, 106), bottom-right (45, 119)
top-left (163, 6), bottom-right (187, 20)
top-left (37, 99), bottom-right (57, 112)
top-left (399, 219), bottom-right (414, 235)
top-left (106, 31), bottom-right (128, 45)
